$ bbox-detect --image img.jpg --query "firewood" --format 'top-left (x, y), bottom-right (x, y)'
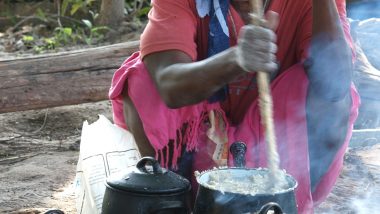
top-left (0, 41), bottom-right (139, 113)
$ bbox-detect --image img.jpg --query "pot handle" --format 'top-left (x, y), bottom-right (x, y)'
top-left (149, 201), bottom-right (186, 214)
top-left (136, 156), bottom-right (166, 174)
top-left (258, 202), bottom-right (283, 214)
top-left (230, 141), bottom-right (247, 167)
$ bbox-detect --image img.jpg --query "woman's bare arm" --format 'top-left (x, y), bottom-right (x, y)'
top-left (306, 0), bottom-right (352, 191)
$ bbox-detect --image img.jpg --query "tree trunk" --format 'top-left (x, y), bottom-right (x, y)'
top-left (0, 41), bottom-right (139, 113)
top-left (97, 0), bottom-right (125, 28)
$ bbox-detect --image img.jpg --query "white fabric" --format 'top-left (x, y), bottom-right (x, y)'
top-left (196, 0), bottom-right (211, 17)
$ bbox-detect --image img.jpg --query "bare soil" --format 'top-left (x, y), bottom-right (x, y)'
top-left (316, 144), bottom-right (380, 213)
top-left (0, 101), bottom-right (113, 213)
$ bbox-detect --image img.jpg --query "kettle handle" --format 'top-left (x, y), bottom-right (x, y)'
top-left (136, 157), bottom-right (165, 174)
top-left (230, 141), bottom-right (247, 168)
top-left (149, 201), bottom-right (187, 214)
top-left (258, 202), bottom-right (283, 214)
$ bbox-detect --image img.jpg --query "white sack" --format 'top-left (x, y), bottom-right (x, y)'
top-left (74, 115), bottom-right (141, 214)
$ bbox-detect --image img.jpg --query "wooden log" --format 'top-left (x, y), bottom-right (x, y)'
top-left (350, 129), bottom-right (380, 148)
top-left (347, 0), bottom-right (380, 19)
top-left (352, 36), bottom-right (380, 128)
top-left (347, 0), bottom-right (379, 4)
top-left (0, 41), bottom-right (139, 113)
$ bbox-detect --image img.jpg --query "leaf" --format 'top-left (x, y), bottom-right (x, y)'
top-left (89, 10), bottom-right (99, 20)
top-left (82, 19), bottom-right (93, 29)
top-left (84, 37), bottom-right (92, 45)
top-left (61, 0), bottom-right (69, 16)
top-left (36, 8), bottom-right (47, 21)
top-left (91, 26), bottom-right (108, 33)
top-left (70, 3), bottom-right (82, 15)
top-left (138, 6), bottom-right (151, 17)
top-left (44, 38), bottom-right (57, 49)
top-left (124, 8), bottom-right (129, 15)
top-left (22, 35), bottom-right (34, 42)
top-left (89, 10), bottom-right (95, 17)
top-left (63, 27), bottom-right (72, 36)
top-left (44, 38), bottom-right (55, 45)
top-left (86, 0), bottom-right (96, 6)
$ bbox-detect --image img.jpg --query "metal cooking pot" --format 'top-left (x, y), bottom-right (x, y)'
top-left (193, 168), bottom-right (298, 214)
top-left (101, 157), bottom-right (191, 214)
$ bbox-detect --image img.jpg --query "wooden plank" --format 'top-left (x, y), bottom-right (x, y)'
top-left (0, 41), bottom-right (139, 113)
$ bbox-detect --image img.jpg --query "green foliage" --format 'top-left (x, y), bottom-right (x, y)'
top-left (80, 19), bottom-right (109, 45)
top-left (125, 0), bottom-right (151, 20)
top-left (44, 38), bottom-right (57, 50)
top-left (22, 35), bottom-right (35, 48)
top-left (18, 17), bottom-right (109, 54)
top-left (137, 6), bottom-right (150, 18)
top-left (22, 35), bottom-right (34, 43)
top-left (35, 8), bottom-right (47, 22)
top-left (61, 0), bottom-right (97, 16)
top-left (49, 19), bottom-right (109, 48)
top-left (54, 27), bottom-right (74, 45)
top-left (1, 0), bottom-right (150, 54)
top-left (33, 38), bottom-right (57, 54)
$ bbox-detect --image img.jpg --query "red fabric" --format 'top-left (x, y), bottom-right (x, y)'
top-left (140, 0), bottom-right (199, 61)
top-left (141, 0), bottom-right (352, 66)
top-left (109, 57), bottom-right (359, 213)
top-left (109, 0), bottom-right (359, 213)
top-left (109, 52), bottom-right (215, 153)
top-left (140, 0), bottom-right (353, 125)
top-left (232, 65), bottom-right (359, 213)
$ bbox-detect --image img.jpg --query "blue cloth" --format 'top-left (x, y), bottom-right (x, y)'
top-left (208, 0), bottom-right (230, 56)
top-left (206, 0), bottom-right (231, 103)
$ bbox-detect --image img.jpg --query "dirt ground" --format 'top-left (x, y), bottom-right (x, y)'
top-left (0, 101), bottom-right (113, 213)
top-left (0, 100), bottom-right (379, 214)
top-left (316, 145), bottom-right (380, 213)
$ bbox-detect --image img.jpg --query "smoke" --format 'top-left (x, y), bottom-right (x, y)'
top-left (348, 2), bottom-right (380, 129)
top-left (352, 18), bottom-right (380, 71)
top-left (196, 3), bottom-right (380, 213)
top-left (351, 188), bottom-right (380, 214)
top-left (318, 4), bottom-right (380, 212)
top-left (347, 1), bottom-right (380, 20)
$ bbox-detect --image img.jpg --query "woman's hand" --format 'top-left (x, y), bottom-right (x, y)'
top-left (235, 11), bottom-right (279, 73)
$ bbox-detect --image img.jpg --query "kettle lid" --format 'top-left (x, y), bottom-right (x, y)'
top-left (106, 157), bottom-right (190, 194)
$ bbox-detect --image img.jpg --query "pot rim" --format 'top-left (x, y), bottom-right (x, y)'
top-left (104, 181), bottom-right (192, 195)
top-left (195, 167), bottom-right (298, 196)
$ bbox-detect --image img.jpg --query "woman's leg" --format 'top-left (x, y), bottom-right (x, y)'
top-left (122, 83), bottom-right (155, 157)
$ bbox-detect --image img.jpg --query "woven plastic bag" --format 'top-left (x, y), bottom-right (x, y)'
top-left (74, 115), bottom-right (141, 214)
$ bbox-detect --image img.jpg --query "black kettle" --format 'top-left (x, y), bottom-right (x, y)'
top-left (102, 157), bottom-right (191, 214)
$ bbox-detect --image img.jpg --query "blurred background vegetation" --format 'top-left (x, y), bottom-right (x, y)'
top-left (0, 0), bottom-right (150, 54)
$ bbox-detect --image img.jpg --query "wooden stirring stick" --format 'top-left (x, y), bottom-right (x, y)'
top-left (250, 0), bottom-right (282, 184)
